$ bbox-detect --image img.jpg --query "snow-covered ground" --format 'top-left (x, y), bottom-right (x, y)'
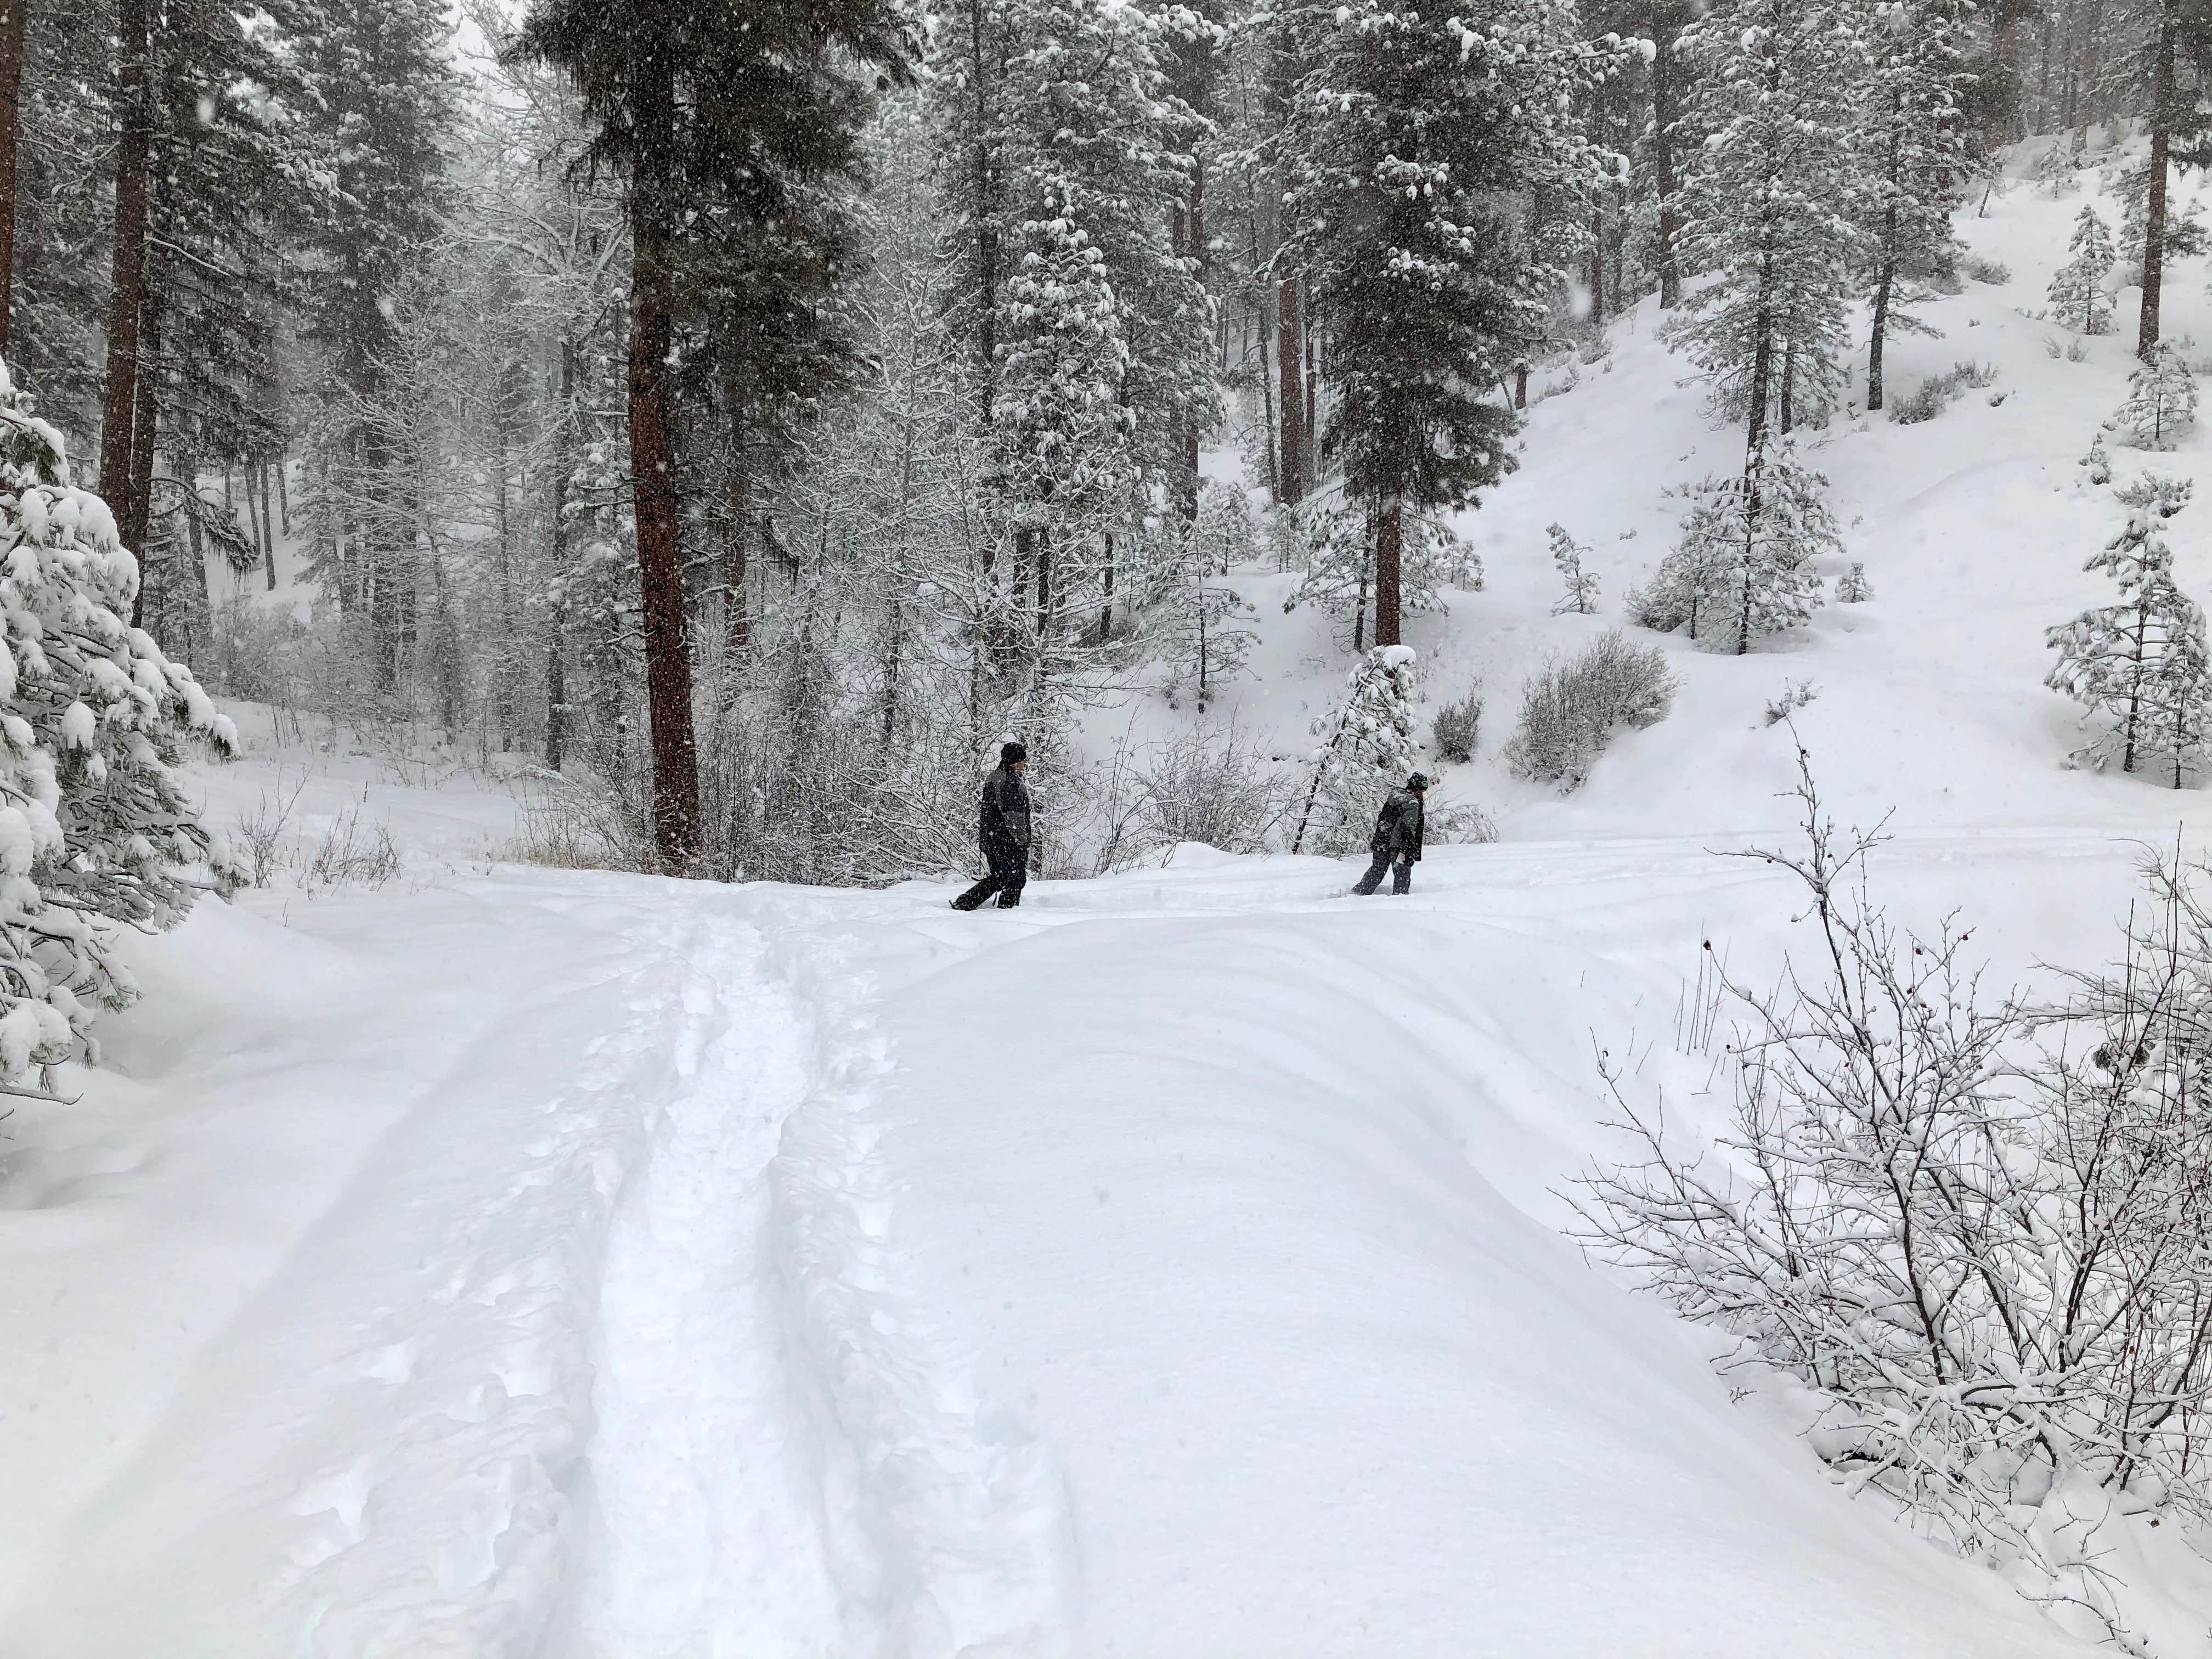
top-left (12, 149), bottom-right (2212, 1656)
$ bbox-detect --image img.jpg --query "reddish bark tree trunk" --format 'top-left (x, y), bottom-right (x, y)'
top-left (99, 0), bottom-right (153, 515)
top-left (1276, 273), bottom-right (1306, 506)
top-left (1374, 495), bottom-right (1403, 648)
top-left (2138, 0), bottom-right (2176, 360)
top-left (625, 52), bottom-right (702, 868)
top-left (0, 0), bottom-right (29, 353)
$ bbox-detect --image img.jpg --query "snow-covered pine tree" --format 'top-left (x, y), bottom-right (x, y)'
top-left (2047, 203), bottom-right (2116, 335)
top-left (1288, 489), bottom-right (1482, 652)
top-left (1291, 643), bottom-right (1421, 855)
top-left (1640, 439), bottom-right (1835, 653)
top-left (0, 361), bottom-right (239, 1083)
top-left (2118, 157), bottom-right (2212, 273)
top-left (1148, 522), bottom-right (1256, 713)
top-left (1286, 0), bottom-right (1601, 648)
top-left (2046, 482), bottom-right (2204, 774)
top-left (1854, 0), bottom-right (1971, 414)
top-left (1189, 481), bottom-right (1260, 576)
top-left (988, 0), bottom-right (1212, 700)
top-left (2113, 342), bottom-right (2198, 449)
top-left (1835, 561), bottom-right (1875, 602)
top-left (1666, 0), bottom-right (1863, 445)
top-left (1629, 485), bottom-right (1735, 638)
top-left (2080, 430), bottom-right (2114, 486)
top-left (2139, 575), bottom-right (2212, 787)
top-left (1549, 522), bottom-right (1600, 614)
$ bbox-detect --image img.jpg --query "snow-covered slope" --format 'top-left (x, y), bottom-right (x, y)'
top-left (11, 153), bottom-right (2212, 1656)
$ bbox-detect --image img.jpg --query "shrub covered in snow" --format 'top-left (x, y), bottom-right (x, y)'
top-left (1833, 562), bottom-right (1874, 602)
top-left (1888, 360), bottom-right (1997, 425)
top-left (0, 359), bottom-right (240, 1085)
top-left (1962, 253), bottom-right (2011, 284)
top-left (1431, 684), bottom-right (1483, 764)
top-left (1503, 630), bottom-right (1675, 792)
top-left (1291, 644), bottom-right (1420, 854)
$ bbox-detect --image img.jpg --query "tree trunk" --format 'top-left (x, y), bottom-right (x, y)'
top-left (2138, 0), bottom-right (2176, 359)
top-left (1650, 11), bottom-right (1683, 310)
top-left (259, 459), bottom-right (278, 589)
top-left (0, 0), bottom-right (27, 353)
top-left (966, 0), bottom-right (1000, 424)
top-left (125, 301), bottom-right (158, 630)
top-left (1276, 273), bottom-right (1305, 506)
top-left (627, 69), bottom-right (703, 867)
top-left (1515, 364), bottom-right (1528, 408)
top-left (98, 0), bottom-right (154, 514)
top-left (1589, 206), bottom-right (1605, 323)
top-left (1867, 249), bottom-right (1894, 412)
top-left (1374, 494), bottom-right (1403, 648)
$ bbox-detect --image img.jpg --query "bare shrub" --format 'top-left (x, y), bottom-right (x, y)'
top-left (1503, 630), bottom-right (1675, 791)
top-left (301, 804), bottom-right (403, 889)
top-left (1762, 679), bottom-right (1819, 725)
top-left (1425, 800), bottom-right (1498, 844)
top-left (1570, 752), bottom-right (2212, 1643)
top-left (232, 772), bottom-right (311, 889)
top-left (1431, 685), bottom-right (1483, 764)
top-left (1964, 253), bottom-right (2012, 284)
top-left (1131, 723), bottom-right (1292, 856)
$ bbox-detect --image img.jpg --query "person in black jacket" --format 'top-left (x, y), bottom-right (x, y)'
top-left (1352, 774), bottom-right (1428, 895)
top-left (951, 742), bottom-right (1034, 910)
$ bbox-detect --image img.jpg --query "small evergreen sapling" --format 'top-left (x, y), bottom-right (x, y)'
top-left (0, 361), bottom-right (240, 1084)
top-left (2080, 431), bottom-right (2113, 486)
top-left (2113, 344), bottom-right (2198, 450)
top-left (1291, 644), bottom-right (1421, 855)
top-left (1549, 522), bottom-right (1600, 616)
top-left (2046, 479), bottom-right (2209, 778)
top-left (1634, 439), bottom-right (1836, 653)
top-left (1835, 562), bottom-right (1875, 602)
top-left (2047, 205), bottom-right (2116, 335)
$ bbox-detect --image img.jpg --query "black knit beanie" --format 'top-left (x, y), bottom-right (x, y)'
top-left (1002, 741), bottom-right (1028, 766)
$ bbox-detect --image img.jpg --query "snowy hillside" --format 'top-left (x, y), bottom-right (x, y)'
top-left (15, 153), bottom-right (2212, 1658)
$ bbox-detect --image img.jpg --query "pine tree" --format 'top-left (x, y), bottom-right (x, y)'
top-left (2048, 203), bottom-right (2116, 335)
top-left (0, 360), bottom-right (240, 1082)
top-left (2118, 158), bottom-right (2211, 272)
top-left (1291, 643), bottom-right (1421, 854)
top-left (1666, 0), bottom-right (1863, 448)
top-left (1855, 0), bottom-right (1971, 413)
top-left (2046, 482), bottom-right (2202, 773)
top-left (1149, 526), bottom-right (1256, 712)
top-left (1287, 0), bottom-right (1598, 648)
top-left (2113, 342), bottom-right (2198, 449)
top-left (1549, 522), bottom-right (1600, 615)
top-left (2081, 430), bottom-right (2114, 485)
top-left (2140, 577), bottom-right (2212, 786)
top-left (514, 0), bottom-right (912, 865)
top-left (1639, 439), bottom-right (1835, 653)
top-left (1835, 560), bottom-right (1875, 602)
top-left (1288, 491), bottom-right (1482, 652)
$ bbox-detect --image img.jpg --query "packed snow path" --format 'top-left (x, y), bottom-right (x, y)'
top-left (10, 832), bottom-right (2191, 1656)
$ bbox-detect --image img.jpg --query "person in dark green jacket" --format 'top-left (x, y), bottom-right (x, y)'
top-left (1352, 774), bottom-right (1427, 895)
top-left (951, 742), bottom-right (1032, 910)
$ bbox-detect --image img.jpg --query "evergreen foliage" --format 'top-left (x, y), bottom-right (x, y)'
top-left (2047, 481), bottom-right (2210, 781)
top-left (1666, 0), bottom-right (1863, 443)
top-left (1291, 644), bottom-right (1420, 855)
top-left (2047, 204), bottom-right (2117, 335)
top-left (1549, 522), bottom-right (1600, 615)
top-left (2113, 343), bottom-right (2199, 450)
top-left (1835, 561), bottom-right (1875, 603)
top-left (0, 362), bottom-right (240, 1082)
top-left (1286, 0), bottom-right (1602, 645)
top-left (1634, 440), bottom-right (1836, 653)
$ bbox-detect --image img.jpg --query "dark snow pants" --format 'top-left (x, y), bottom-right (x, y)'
top-left (1352, 851), bottom-right (1414, 896)
top-left (953, 842), bottom-right (1028, 910)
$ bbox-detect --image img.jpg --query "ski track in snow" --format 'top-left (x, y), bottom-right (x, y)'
top-left (1, 879), bottom-right (1078, 1658)
top-left (759, 913), bottom-right (1082, 1659)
